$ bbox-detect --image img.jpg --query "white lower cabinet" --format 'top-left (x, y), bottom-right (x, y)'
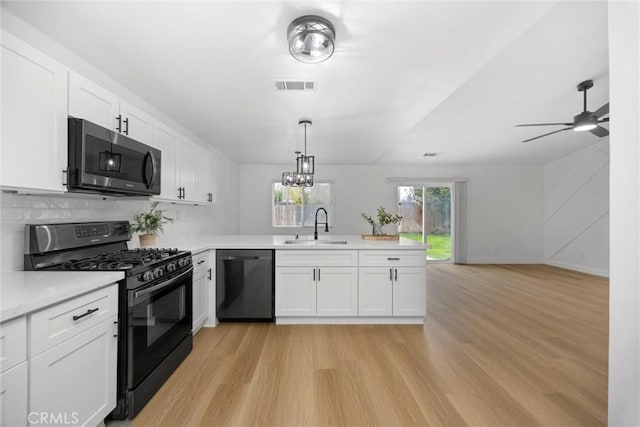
top-left (358, 267), bottom-right (393, 316)
top-left (192, 251), bottom-right (210, 333)
top-left (0, 362), bottom-right (28, 426)
top-left (275, 250), bottom-right (359, 318)
top-left (358, 251), bottom-right (427, 318)
top-left (316, 267), bottom-right (358, 317)
top-left (29, 318), bottom-right (117, 427)
top-left (393, 267), bottom-right (427, 316)
top-left (275, 249), bottom-right (427, 323)
top-left (26, 284), bottom-right (118, 426)
top-left (275, 267), bottom-right (316, 316)
top-left (275, 266), bottom-right (357, 317)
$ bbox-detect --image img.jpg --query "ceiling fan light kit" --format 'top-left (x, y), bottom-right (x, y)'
top-left (288, 15), bottom-right (335, 64)
top-left (282, 119), bottom-right (315, 187)
top-left (516, 79), bottom-right (609, 143)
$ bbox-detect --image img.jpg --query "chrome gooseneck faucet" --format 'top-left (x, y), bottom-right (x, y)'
top-left (314, 207), bottom-right (329, 240)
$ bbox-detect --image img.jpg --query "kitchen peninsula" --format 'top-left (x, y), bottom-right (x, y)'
top-left (161, 235), bottom-right (428, 325)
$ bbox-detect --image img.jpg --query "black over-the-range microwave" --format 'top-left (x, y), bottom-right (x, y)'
top-left (67, 117), bottom-right (161, 196)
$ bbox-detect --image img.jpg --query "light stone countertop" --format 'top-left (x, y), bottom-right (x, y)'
top-left (154, 234), bottom-right (429, 255)
top-left (1, 271), bottom-right (124, 322)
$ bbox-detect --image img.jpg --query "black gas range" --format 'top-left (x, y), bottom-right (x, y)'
top-left (24, 221), bottom-right (193, 420)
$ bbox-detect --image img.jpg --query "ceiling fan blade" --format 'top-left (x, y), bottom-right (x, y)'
top-left (593, 102), bottom-right (609, 118)
top-left (598, 117), bottom-right (609, 123)
top-left (589, 125), bottom-right (609, 137)
top-left (521, 127), bottom-right (573, 143)
top-left (516, 122), bottom-right (573, 127)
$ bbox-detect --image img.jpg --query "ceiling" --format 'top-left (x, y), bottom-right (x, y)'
top-left (2, 1), bottom-right (609, 166)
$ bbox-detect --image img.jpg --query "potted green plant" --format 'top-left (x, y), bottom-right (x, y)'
top-left (361, 207), bottom-right (403, 239)
top-left (131, 201), bottom-right (174, 247)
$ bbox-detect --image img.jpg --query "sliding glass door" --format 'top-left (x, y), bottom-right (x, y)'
top-left (398, 184), bottom-right (452, 261)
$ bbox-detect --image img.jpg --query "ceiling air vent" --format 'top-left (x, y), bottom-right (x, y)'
top-left (275, 80), bottom-right (315, 91)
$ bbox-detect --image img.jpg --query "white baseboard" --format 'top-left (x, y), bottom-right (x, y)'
top-left (466, 257), bottom-right (543, 264)
top-left (275, 316), bottom-right (425, 325)
top-left (545, 259), bottom-right (609, 277)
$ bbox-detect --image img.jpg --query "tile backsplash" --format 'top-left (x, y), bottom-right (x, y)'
top-left (1, 192), bottom-right (226, 272)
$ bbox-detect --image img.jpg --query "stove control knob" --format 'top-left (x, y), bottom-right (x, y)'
top-left (142, 271), bottom-right (154, 282)
top-left (167, 263), bottom-right (177, 273)
top-left (154, 267), bottom-right (164, 279)
top-left (178, 258), bottom-right (186, 268)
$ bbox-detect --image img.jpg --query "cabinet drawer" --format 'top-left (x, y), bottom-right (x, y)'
top-left (193, 251), bottom-right (209, 274)
top-left (276, 250), bottom-right (358, 267)
top-left (358, 250), bottom-right (426, 267)
top-left (30, 284), bottom-right (118, 357)
top-left (0, 316), bottom-right (27, 373)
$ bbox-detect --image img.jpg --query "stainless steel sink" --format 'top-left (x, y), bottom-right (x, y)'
top-left (283, 239), bottom-right (348, 245)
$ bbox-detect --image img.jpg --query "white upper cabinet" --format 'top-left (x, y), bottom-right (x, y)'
top-left (68, 71), bottom-right (119, 130)
top-left (68, 72), bottom-right (153, 144)
top-left (151, 121), bottom-right (179, 200)
top-left (176, 136), bottom-right (199, 203)
top-left (150, 123), bottom-right (216, 204)
top-left (1, 31), bottom-right (67, 192)
top-left (197, 149), bottom-right (217, 203)
top-left (120, 100), bottom-right (153, 144)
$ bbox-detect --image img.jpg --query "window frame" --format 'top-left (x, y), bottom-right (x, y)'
top-left (271, 180), bottom-right (335, 228)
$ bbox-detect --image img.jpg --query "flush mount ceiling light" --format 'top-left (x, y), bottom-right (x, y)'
top-left (282, 119), bottom-right (315, 187)
top-left (287, 15), bottom-right (335, 64)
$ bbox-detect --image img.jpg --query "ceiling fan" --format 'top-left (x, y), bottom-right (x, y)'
top-left (516, 79), bottom-right (609, 143)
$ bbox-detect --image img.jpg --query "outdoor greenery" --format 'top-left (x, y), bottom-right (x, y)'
top-left (130, 201), bottom-right (173, 235)
top-left (399, 232), bottom-right (451, 260)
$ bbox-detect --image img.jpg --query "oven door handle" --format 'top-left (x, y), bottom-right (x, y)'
top-left (134, 266), bottom-right (193, 299)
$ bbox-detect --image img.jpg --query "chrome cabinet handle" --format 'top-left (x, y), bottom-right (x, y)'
top-left (394, 268), bottom-right (398, 281)
top-left (73, 307), bottom-right (99, 321)
top-left (389, 268), bottom-right (393, 281)
top-left (207, 268), bottom-right (212, 280)
top-left (313, 268), bottom-right (316, 281)
top-left (116, 114), bottom-right (122, 132)
top-left (387, 257), bottom-right (400, 261)
top-left (123, 117), bottom-right (129, 135)
top-left (317, 268), bottom-right (320, 281)
top-left (197, 259), bottom-right (206, 265)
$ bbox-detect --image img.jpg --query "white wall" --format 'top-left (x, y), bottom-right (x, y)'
top-left (608, 1), bottom-right (640, 425)
top-left (239, 163), bottom-right (544, 263)
top-left (543, 140), bottom-right (609, 276)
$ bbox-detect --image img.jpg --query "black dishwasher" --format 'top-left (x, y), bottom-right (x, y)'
top-left (216, 250), bottom-right (274, 321)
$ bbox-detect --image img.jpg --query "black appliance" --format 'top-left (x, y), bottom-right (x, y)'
top-left (216, 250), bottom-right (274, 321)
top-left (68, 118), bottom-right (161, 196)
top-left (24, 221), bottom-right (192, 420)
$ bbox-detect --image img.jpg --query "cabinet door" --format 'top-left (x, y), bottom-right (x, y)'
top-left (193, 269), bottom-right (209, 335)
top-left (0, 362), bottom-right (28, 427)
top-left (30, 318), bottom-right (117, 427)
top-left (316, 267), bottom-right (358, 317)
top-left (393, 267), bottom-right (427, 317)
top-left (120, 100), bottom-right (153, 144)
top-left (176, 136), bottom-right (199, 202)
top-left (1, 31), bottom-right (67, 192)
top-left (196, 149), bottom-right (217, 203)
top-left (358, 267), bottom-right (393, 316)
top-left (151, 121), bottom-right (179, 201)
top-left (275, 267), bottom-right (316, 317)
top-left (68, 71), bottom-right (119, 131)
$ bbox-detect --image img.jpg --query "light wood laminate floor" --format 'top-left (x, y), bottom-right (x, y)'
top-left (133, 264), bottom-right (608, 427)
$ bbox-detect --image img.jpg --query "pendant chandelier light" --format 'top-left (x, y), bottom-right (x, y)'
top-left (287, 15), bottom-right (335, 64)
top-left (282, 119), bottom-right (315, 187)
